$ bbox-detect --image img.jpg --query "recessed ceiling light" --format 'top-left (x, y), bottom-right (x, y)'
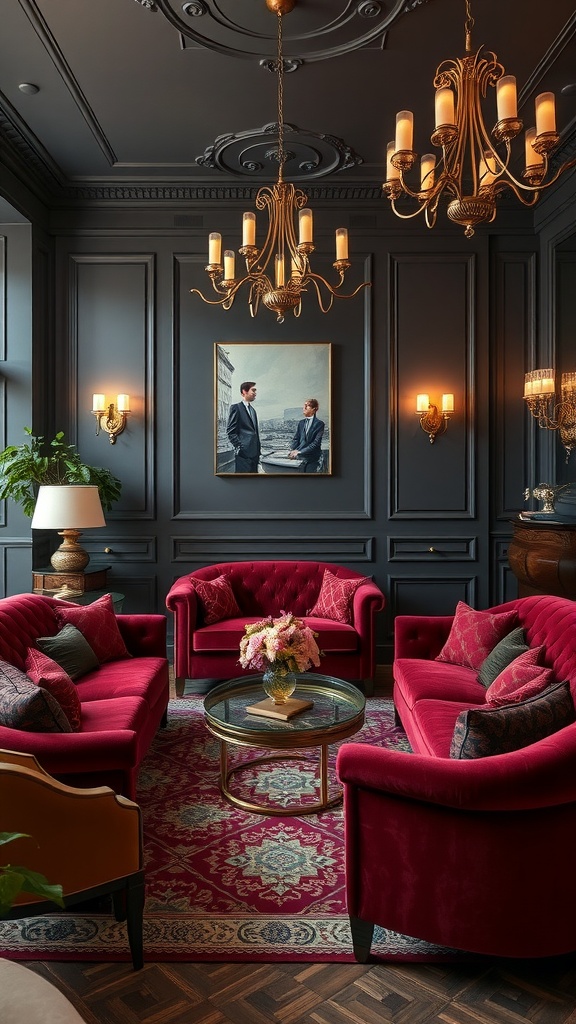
top-left (561, 84), bottom-right (576, 95)
top-left (18, 83), bottom-right (39, 95)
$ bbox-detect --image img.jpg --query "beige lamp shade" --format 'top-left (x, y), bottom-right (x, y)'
top-left (32, 485), bottom-right (105, 573)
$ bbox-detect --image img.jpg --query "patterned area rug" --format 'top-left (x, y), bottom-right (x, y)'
top-left (0, 697), bottom-right (466, 963)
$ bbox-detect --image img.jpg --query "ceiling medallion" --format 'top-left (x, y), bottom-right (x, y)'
top-left (196, 122), bottom-right (363, 180)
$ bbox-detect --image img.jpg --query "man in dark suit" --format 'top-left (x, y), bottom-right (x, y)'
top-left (226, 381), bottom-right (261, 473)
top-left (288, 398), bottom-right (325, 472)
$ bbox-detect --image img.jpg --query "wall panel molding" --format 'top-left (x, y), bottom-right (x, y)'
top-left (172, 535), bottom-right (375, 563)
top-left (0, 235), bottom-right (6, 361)
top-left (492, 250), bottom-right (537, 520)
top-left (389, 251), bottom-right (476, 519)
top-left (67, 253), bottom-right (156, 520)
top-left (388, 573), bottom-right (478, 622)
top-left (388, 536), bottom-right (477, 561)
top-left (172, 253), bottom-right (374, 520)
top-left (83, 534), bottom-right (157, 563)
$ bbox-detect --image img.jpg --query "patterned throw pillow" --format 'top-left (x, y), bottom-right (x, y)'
top-left (37, 624), bottom-right (100, 682)
top-left (25, 647), bottom-right (82, 731)
top-left (308, 570), bottom-right (364, 624)
top-left (192, 575), bottom-right (241, 626)
top-left (435, 602), bottom-right (518, 671)
top-left (485, 648), bottom-right (552, 707)
top-left (0, 660), bottom-right (72, 732)
top-left (477, 626), bottom-right (530, 688)
top-left (55, 593), bottom-right (131, 663)
top-left (450, 680), bottom-right (575, 759)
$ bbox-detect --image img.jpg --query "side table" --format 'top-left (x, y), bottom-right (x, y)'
top-left (32, 565), bottom-right (111, 594)
top-left (33, 588), bottom-right (125, 612)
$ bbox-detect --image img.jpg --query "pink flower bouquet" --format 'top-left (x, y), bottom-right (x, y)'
top-left (239, 611), bottom-right (321, 674)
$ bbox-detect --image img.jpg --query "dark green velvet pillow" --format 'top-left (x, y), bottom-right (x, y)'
top-left (477, 626), bottom-right (529, 688)
top-left (36, 624), bottom-right (99, 681)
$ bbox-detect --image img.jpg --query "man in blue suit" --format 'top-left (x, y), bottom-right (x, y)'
top-left (288, 398), bottom-right (325, 473)
top-left (226, 381), bottom-right (261, 473)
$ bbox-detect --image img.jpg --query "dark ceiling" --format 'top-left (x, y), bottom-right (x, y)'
top-left (0, 0), bottom-right (575, 211)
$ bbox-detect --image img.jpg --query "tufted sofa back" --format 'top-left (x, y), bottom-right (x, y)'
top-left (0, 593), bottom-right (60, 670)
top-left (513, 594), bottom-right (576, 701)
top-left (189, 560), bottom-right (370, 618)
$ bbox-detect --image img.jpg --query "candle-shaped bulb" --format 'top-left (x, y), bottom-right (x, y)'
top-left (441, 394), bottom-right (454, 413)
top-left (242, 212), bottom-right (256, 248)
top-left (435, 87), bottom-right (455, 128)
top-left (117, 394), bottom-right (130, 413)
top-left (275, 254), bottom-right (285, 288)
top-left (298, 208), bottom-right (313, 244)
top-left (420, 153), bottom-right (436, 190)
top-left (496, 76), bottom-right (517, 121)
top-left (386, 140), bottom-right (400, 181)
top-left (223, 250), bottom-right (235, 282)
top-left (535, 92), bottom-right (555, 135)
top-left (395, 110), bottom-right (414, 152)
top-left (208, 232), bottom-right (222, 265)
top-left (335, 228), bottom-right (348, 261)
top-left (525, 127), bottom-right (544, 168)
top-left (416, 394), bottom-right (430, 413)
top-left (92, 393), bottom-right (106, 412)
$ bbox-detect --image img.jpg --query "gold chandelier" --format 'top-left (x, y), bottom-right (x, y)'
top-left (383, 0), bottom-right (576, 237)
top-left (191, 0), bottom-right (370, 323)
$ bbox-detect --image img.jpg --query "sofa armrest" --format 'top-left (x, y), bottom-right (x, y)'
top-left (165, 575), bottom-right (200, 680)
top-left (350, 581), bottom-right (385, 634)
top-left (116, 614), bottom-right (167, 658)
top-left (394, 613), bottom-right (454, 660)
top-left (337, 729), bottom-right (576, 812)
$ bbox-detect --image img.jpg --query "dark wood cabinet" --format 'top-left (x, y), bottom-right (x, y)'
top-left (508, 520), bottom-right (576, 599)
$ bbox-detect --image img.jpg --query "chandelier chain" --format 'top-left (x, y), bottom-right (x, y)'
top-left (464, 0), bottom-right (474, 53)
top-left (277, 12), bottom-right (285, 178)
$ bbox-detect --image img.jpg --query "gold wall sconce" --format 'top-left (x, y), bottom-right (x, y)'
top-left (523, 369), bottom-right (576, 462)
top-left (92, 393), bottom-right (130, 444)
top-left (416, 393), bottom-right (454, 443)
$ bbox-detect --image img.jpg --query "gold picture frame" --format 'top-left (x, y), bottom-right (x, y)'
top-left (215, 342), bottom-right (332, 476)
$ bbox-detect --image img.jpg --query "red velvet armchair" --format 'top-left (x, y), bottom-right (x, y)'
top-left (166, 560), bottom-right (385, 693)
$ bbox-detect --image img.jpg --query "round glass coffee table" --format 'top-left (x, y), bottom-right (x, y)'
top-left (204, 673), bottom-right (365, 815)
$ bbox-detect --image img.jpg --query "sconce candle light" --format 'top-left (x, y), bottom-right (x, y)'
top-left (523, 369), bottom-right (576, 462)
top-left (92, 393), bottom-right (130, 444)
top-left (417, 393), bottom-right (454, 443)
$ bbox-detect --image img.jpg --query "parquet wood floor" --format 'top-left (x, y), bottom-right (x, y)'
top-left (14, 671), bottom-right (576, 1022)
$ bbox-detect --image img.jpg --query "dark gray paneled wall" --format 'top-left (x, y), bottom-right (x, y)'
top-left (1, 182), bottom-right (575, 662)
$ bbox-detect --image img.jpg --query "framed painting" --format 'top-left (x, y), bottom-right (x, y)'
top-left (215, 342), bottom-right (332, 475)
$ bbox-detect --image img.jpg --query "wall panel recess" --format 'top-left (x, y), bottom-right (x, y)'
top-left (69, 254), bottom-right (156, 520)
top-left (389, 252), bottom-right (475, 519)
top-left (172, 535), bottom-right (375, 563)
top-left (389, 575), bottom-right (478, 620)
top-left (388, 536), bottom-right (477, 561)
top-left (173, 254), bottom-right (373, 520)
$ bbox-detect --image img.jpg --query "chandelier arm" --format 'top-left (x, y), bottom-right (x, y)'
top-left (305, 271), bottom-right (370, 302)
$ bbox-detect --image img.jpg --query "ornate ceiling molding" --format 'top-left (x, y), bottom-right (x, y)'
top-left (54, 182), bottom-right (383, 203)
top-left (153, 0), bottom-right (428, 62)
top-left (196, 122), bottom-right (363, 179)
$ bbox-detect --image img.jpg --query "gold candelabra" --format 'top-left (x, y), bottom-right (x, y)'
top-left (191, 0), bottom-right (370, 323)
top-left (383, 0), bottom-right (576, 237)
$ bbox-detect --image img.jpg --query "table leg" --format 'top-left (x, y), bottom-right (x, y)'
top-left (319, 744), bottom-right (329, 807)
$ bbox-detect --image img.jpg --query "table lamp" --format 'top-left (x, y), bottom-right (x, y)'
top-left (31, 485), bottom-right (105, 573)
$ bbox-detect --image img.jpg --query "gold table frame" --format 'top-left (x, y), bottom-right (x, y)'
top-left (203, 674), bottom-right (366, 816)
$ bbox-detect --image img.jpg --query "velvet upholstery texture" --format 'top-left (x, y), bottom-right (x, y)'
top-left (337, 594), bottom-right (576, 961)
top-left (25, 647), bottom-right (82, 731)
top-left (0, 593), bottom-right (169, 798)
top-left (166, 560), bottom-right (385, 691)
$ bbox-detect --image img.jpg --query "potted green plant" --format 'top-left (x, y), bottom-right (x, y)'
top-left (0, 832), bottom-right (63, 916)
top-left (0, 429), bottom-right (121, 517)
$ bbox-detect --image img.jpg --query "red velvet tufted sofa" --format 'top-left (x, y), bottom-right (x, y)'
top-left (166, 560), bottom-right (385, 693)
top-left (0, 593), bottom-right (169, 799)
top-left (337, 594), bottom-right (576, 960)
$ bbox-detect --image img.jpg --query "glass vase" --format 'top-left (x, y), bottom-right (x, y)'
top-left (262, 662), bottom-right (297, 705)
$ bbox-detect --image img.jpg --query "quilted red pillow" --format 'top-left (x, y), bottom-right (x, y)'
top-left (485, 647), bottom-right (554, 707)
top-left (192, 574), bottom-right (241, 625)
top-left (308, 570), bottom-right (363, 624)
top-left (435, 602), bottom-right (518, 671)
top-left (25, 647), bottom-right (82, 732)
top-left (55, 593), bottom-right (131, 663)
